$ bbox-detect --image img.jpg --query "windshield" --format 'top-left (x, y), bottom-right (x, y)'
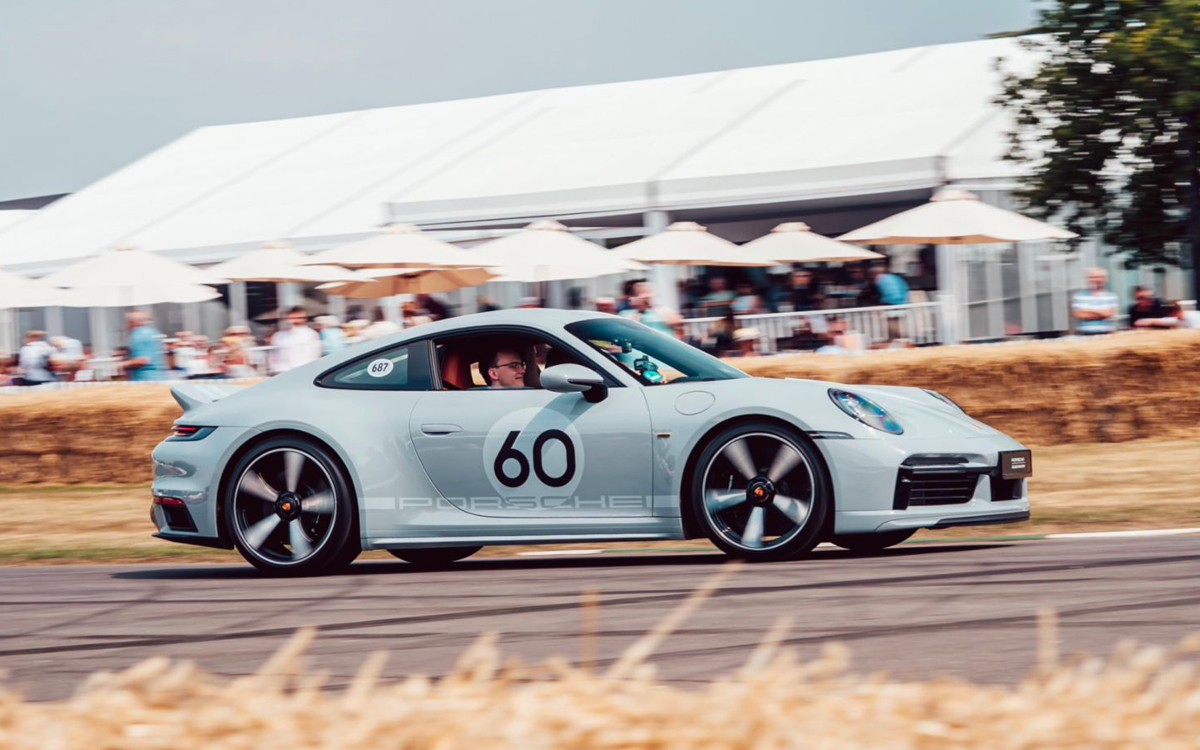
top-left (566, 317), bottom-right (748, 385)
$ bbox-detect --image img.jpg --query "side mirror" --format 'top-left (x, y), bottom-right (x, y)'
top-left (541, 364), bottom-right (608, 403)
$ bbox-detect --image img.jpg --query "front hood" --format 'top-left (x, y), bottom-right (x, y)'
top-left (765, 377), bottom-right (1007, 441)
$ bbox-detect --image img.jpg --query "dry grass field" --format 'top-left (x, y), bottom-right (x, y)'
top-left (1, 589), bottom-right (1197, 748)
top-left (2, 437), bottom-right (1196, 565)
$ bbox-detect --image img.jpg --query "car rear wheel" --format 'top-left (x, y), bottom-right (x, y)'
top-left (387, 546), bottom-right (482, 566)
top-left (690, 422), bottom-right (829, 562)
top-left (225, 436), bottom-right (359, 575)
top-left (832, 529), bottom-right (916, 553)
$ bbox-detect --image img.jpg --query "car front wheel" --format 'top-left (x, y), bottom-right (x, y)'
top-left (690, 422), bottom-right (829, 562)
top-left (225, 436), bottom-right (359, 575)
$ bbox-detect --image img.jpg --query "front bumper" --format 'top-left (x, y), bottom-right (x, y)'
top-left (817, 436), bottom-right (1031, 535)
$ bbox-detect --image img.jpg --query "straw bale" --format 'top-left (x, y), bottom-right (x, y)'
top-left (0, 626), bottom-right (1197, 748)
top-left (738, 329), bottom-right (1200, 447)
top-left (0, 330), bottom-right (1197, 485)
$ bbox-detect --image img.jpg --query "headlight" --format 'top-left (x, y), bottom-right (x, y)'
top-left (828, 389), bottom-right (904, 435)
top-left (922, 389), bottom-right (963, 412)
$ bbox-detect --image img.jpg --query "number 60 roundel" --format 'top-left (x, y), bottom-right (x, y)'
top-left (493, 429), bottom-right (576, 488)
top-left (483, 408), bottom-right (585, 497)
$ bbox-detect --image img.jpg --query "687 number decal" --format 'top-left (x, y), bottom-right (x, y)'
top-left (493, 429), bottom-right (576, 488)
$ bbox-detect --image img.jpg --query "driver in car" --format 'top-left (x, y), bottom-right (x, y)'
top-left (487, 348), bottom-right (528, 388)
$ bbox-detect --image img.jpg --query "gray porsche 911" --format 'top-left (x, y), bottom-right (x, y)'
top-left (151, 308), bottom-right (1030, 574)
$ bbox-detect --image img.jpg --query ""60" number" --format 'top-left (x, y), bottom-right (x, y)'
top-left (493, 429), bottom-right (576, 488)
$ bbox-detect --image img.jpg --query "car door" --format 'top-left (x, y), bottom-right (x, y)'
top-left (408, 339), bottom-right (653, 519)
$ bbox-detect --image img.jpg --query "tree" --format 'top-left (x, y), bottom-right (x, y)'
top-left (998, 0), bottom-right (1200, 299)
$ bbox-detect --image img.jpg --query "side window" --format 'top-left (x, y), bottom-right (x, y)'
top-left (318, 342), bottom-right (433, 390)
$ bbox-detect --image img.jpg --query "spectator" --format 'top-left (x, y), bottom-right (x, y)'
top-left (343, 319), bottom-right (370, 344)
top-left (15, 330), bottom-right (56, 386)
top-left (788, 270), bottom-right (819, 311)
top-left (120, 311), bottom-right (167, 381)
top-left (1127, 285), bottom-right (1167, 328)
top-left (620, 280), bottom-right (677, 336)
top-left (1177, 302), bottom-right (1200, 329)
top-left (476, 294), bottom-right (500, 313)
top-left (362, 306), bottom-right (401, 340)
top-left (313, 315), bottom-right (347, 355)
top-left (616, 278), bottom-right (641, 313)
top-left (704, 312), bottom-right (738, 357)
top-left (871, 263), bottom-right (910, 306)
top-left (417, 294), bottom-right (450, 321)
top-left (731, 281), bottom-right (763, 315)
top-left (594, 296), bottom-right (618, 315)
top-left (701, 276), bottom-right (735, 316)
top-left (49, 335), bottom-right (84, 380)
top-left (221, 345), bottom-right (257, 378)
top-left (815, 318), bottom-right (849, 355)
top-left (731, 327), bottom-right (760, 357)
top-left (778, 317), bottom-right (824, 352)
top-left (670, 318), bottom-right (702, 348)
top-left (401, 301), bottom-right (433, 328)
top-left (1072, 268), bottom-right (1119, 335)
top-left (268, 306), bottom-right (322, 374)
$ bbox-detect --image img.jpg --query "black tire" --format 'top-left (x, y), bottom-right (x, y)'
top-left (387, 546), bottom-right (482, 566)
top-left (689, 421), bottom-right (830, 562)
top-left (832, 529), bottom-right (916, 553)
top-left (224, 436), bottom-right (359, 575)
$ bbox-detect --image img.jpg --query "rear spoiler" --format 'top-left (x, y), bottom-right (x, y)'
top-left (171, 383), bottom-right (242, 414)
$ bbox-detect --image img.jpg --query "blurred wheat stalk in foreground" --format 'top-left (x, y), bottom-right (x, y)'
top-left (1, 566), bottom-right (1199, 748)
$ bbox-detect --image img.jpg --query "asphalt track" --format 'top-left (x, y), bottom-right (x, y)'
top-left (1, 537), bottom-right (1197, 700)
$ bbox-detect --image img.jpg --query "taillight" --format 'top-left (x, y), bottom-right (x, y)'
top-left (153, 495), bottom-right (185, 506)
top-left (167, 425), bottom-right (214, 442)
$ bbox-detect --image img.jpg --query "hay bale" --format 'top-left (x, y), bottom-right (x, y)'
top-left (737, 330), bottom-right (1200, 447)
top-left (0, 331), bottom-right (1196, 485)
top-left (0, 627), bottom-right (1197, 749)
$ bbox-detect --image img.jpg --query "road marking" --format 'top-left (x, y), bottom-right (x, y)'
top-left (1047, 528), bottom-right (1200, 540)
top-left (517, 549), bottom-right (605, 557)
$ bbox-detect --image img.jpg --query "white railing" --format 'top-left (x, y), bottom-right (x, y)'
top-left (682, 302), bottom-right (944, 353)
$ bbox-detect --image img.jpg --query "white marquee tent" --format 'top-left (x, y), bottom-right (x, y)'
top-left (0, 37), bottom-right (1036, 275)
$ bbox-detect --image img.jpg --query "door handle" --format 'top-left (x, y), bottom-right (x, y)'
top-left (421, 423), bottom-right (462, 435)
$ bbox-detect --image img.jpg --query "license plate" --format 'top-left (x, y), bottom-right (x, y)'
top-left (999, 450), bottom-right (1032, 479)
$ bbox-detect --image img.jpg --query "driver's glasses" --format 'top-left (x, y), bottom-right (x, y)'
top-left (493, 360), bottom-right (526, 371)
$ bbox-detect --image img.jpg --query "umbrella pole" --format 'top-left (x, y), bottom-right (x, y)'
top-left (935, 244), bottom-right (960, 344)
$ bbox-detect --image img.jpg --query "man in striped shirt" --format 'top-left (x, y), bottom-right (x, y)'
top-left (1072, 267), bottom-right (1119, 335)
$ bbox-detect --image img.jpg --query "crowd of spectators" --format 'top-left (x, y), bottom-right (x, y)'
top-left (1071, 268), bottom-right (1200, 335)
top-left (3, 261), bottom-right (1196, 387)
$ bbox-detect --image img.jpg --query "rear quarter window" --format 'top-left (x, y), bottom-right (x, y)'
top-left (317, 342), bottom-right (432, 390)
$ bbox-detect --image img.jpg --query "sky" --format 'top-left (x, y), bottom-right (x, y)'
top-left (0, 0), bottom-right (1037, 202)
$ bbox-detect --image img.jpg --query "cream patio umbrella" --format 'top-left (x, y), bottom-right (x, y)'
top-left (0, 269), bottom-right (68, 355)
top-left (317, 267), bottom-right (498, 298)
top-left (474, 220), bottom-right (647, 283)
top-left (302, 223), bottom-right (481, 270)
top-left (616, 221), bottom-right (775, 310)
top-left (838, 188), bottom-right (1078, 343)
top-left (617, 221), bottom-right (776, 266)
top-left (838, 189), bottom-right (1079, 245)
top-left (42, 245), bottom-right (221, 308)
top-left (743, 222), bottom-right (885, 263)
top-left (208, 240), bottom-right (367, 284)
top-left (0, 269), bottom-right (68, 308)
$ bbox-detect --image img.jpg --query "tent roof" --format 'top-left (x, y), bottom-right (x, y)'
top-left (0, 37), bottom-right (1036, 274)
